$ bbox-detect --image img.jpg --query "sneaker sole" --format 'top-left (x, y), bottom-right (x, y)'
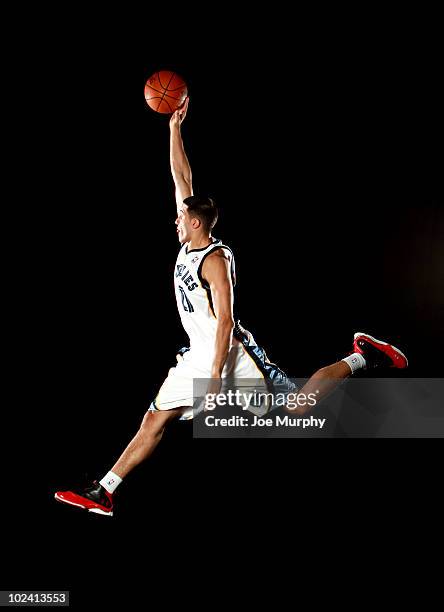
top-left (354, 332), bottom-right (408, 367)
top-left (54, 493), bottom-right (113, 517)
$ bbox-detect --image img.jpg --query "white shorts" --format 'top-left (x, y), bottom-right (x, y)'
top-left (150, 329), bottom-right (296, 420)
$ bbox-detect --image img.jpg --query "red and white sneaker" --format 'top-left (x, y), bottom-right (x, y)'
top-left (54, 481), bottom-right (114, 516)
top-left (353, 332), bottom-right (408, 369)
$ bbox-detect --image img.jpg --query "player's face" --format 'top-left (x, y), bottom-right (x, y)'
top-left (175, 205), bottom-right (192, 243)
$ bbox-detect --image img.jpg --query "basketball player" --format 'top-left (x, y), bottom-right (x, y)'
top-left (55, 98), bottom-right (407, 516)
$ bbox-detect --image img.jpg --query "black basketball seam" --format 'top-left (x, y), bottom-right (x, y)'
top-left (163, 91), bottom-right (185, 100)
top-left (145, 84), bottom-right (168, 96)
top-left (155, 73), bottom-right (164, 91)
top-left (157, 71), bottom-right (170, 90)
top-left (146, 85), bottom-right (183, 101)
top-left (158, 72), bottom-right (184, 92)
top-left (158, 72), bottom-right (175, 112)
top-left (164, 83), bottom-right (187, 92)
top-left (163, 98), bottom-right (174, 113)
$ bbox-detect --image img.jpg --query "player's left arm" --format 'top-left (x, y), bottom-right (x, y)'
top-left (202, 250), bottom-right (235, 378)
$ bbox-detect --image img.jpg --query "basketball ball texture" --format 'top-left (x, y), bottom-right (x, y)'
top-left (144, 71), bottom-right (188, 114)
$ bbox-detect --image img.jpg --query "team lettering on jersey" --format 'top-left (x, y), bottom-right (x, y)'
top-left (175, 264), bottom-right (198, 291)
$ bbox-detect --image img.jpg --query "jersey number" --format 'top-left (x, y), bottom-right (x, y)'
top-left (178, 286), bottom-right (194, 313)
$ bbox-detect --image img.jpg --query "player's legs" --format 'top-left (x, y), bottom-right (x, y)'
top-left (54, 407), bottom-right (184, 516)
top-left (55, 354), bottom-right (198, 515)
top-left (234, 324), bottom-right (354, 415)
top-left (287, 361), bottom-right (351, 415)
top-left (287, 332), bottom-right (408, 415)
top-left (110, 407), bottom-right (183, 479)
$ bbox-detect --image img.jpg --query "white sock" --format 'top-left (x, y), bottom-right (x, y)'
top-left (342, 352), bottom-right (366, 374)
top-left (99, 471), bottom-right (122, 494)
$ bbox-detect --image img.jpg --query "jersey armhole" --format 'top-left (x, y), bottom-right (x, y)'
top-left (197, 245), bottom-right (236, 289)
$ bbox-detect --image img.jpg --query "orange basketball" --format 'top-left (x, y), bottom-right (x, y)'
top-left (144, 71), bottom-right (188, 114)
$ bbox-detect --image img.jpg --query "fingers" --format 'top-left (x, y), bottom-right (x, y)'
top-left (178, 96), bottom-right (189, 112)
top-left (169, 109), bottom-right (180, 126)
top-left (169, 97), bottom-right (189, 124)
top-left (178, 96), bottom-right (189, 121)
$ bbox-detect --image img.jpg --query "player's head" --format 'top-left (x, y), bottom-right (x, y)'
top-left (176, 195), bottom-right (218, 243)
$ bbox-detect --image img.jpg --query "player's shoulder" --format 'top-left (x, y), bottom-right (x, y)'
top-left (211, 238), bottom-right (234, 255)
top-left (201, 241), bottom-right (236, 286)
top-left (206, 247), bottom-right (231, 262)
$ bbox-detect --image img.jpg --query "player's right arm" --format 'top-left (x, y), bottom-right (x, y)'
top-left (169, 97), bottom-right (193, 212)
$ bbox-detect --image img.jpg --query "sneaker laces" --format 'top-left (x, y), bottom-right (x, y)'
top-left (84, 480), bottom-right (101, 494)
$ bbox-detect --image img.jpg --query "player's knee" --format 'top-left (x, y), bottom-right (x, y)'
top-left (139, 411), bottom-right (166, 438)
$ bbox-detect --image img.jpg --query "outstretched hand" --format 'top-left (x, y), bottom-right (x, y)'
top-left (169, 96), bottom-right (189, 128)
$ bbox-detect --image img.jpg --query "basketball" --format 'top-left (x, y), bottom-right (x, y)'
top-left (144, 71), bottom-right (188, 114)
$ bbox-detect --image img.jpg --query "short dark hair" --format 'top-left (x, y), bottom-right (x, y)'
top-left (183, 195), bottom-right (218, 232)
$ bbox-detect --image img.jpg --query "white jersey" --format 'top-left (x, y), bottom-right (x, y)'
top-left (174, 238), bottom-right (236, 358)
top-left (150, 237), bottom-right (295, 419)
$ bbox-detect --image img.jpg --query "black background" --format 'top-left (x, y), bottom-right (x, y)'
top-left (5, 13), bottom-right (443, 606)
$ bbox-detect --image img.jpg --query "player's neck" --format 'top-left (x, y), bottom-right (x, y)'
top-left (188, 234), bottom-right (213, 251)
